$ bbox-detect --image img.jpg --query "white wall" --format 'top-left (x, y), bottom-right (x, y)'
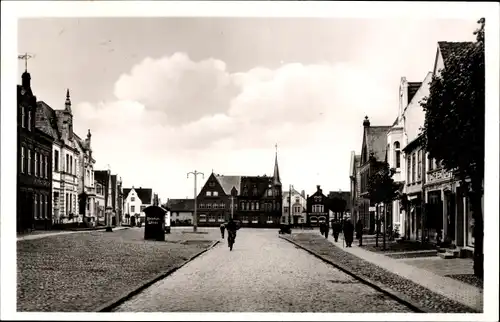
top-left (125, 188), bottom-right (143, 216)
top-left (404, 72), bottom-right (433, 144)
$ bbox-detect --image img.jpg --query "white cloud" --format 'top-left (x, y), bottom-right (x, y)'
top-left (73, 52), bottom-right (397, 198)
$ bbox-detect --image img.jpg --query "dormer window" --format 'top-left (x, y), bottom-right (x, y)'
top-left (209, 181), bottom-right (215, 187)
top-left (206, 191), bottom-right (212, 196)
top-left (267, 189), bottom-right (273, 197)
top-left (252, 187), bottom-right (258, 196)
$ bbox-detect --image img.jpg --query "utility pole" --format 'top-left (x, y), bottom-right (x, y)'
top-left (289, 184), bottom-right (293, 226)
top-left (187, 170), bottom-right (204, 232)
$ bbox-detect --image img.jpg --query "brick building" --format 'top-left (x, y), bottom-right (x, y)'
top-left (196, 150), bottom-right (283, 228)
top-left (306, 185), bottom-right (329, 226)
top-left (17, 70), bottom-right (54, 232)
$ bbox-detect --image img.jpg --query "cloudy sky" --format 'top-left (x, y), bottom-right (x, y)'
top-left (18, 16), bottom-right (479, 200)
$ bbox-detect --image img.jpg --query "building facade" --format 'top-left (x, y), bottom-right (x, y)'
top-left (36, 90), bottom-right (81, 225)
top-left (75, 130), bottom-right (96, 224)
top-left (166, 199), bottom-right (194, 225)
top-left (17, 70), bottom-right (54, 232)
top-left (357, 116), bottom-right (392, 233)
top-left (196, 150), bottom-right (282, 228)
top-left (282, 188), bottom-right (307, 225)
top-left (349, 152), bottom-right (361, 225)
top-left (110, 175), bottom-right (123, 226)
top-left (123, 187), bottom-right (153, 225)
top-left (94, 180), bottom-right (106, 224)
top-left (306, 185), bottom-right (329, 226)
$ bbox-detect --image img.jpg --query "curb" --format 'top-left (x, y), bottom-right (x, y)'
top-left (95, 239), bottom-right (220, 312)
top-left (279, 235), bottom-right (427, 313)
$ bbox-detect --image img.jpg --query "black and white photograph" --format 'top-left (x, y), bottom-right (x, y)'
top-left (1, 1), bottom-right (498, 321)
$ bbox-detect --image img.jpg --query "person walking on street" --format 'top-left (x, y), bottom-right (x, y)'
top-left (343, 218), bottom-right (355, 247)
top-left (324, 221), bottom-right (329, 239)
top-left (220, 223), bottom-right (226, 239)
top-left (355, 219), bottom-right (364, 246)
top-left (332, 219), bottom-right (341, 242)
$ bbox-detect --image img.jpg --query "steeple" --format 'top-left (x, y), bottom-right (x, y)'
top-left (65, 88), bottom-right (72, 114)
top-left (273, 144), bottom-right (281, 186)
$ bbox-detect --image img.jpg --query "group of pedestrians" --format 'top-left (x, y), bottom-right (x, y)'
top-left (319, 218), bottom-right (364, 247)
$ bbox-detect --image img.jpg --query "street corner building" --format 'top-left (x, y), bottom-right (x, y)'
top-left (195, 150), bottom-right (283, 228)
top-left (122, 186), bottom-right (153, 226)
top-left (17, 70), bottom-right (54, 232)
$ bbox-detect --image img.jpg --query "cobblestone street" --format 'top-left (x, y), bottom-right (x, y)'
top-left (114, 229), bottom-right (413, 312)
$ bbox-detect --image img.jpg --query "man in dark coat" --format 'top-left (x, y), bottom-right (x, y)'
top-left (343, 219), bottom-right (355, 247)
top-left (324, 221), bottom-right (329, 239)
top-left (332, 220), bottom-right (341, 242)
top-left (355, 219), bottom-right (364, 246)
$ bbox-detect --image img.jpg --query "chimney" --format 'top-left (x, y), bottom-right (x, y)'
top-left (363, 116), bottom-right (370, 127)
top-left (316, 185), bottom-right (321, 191)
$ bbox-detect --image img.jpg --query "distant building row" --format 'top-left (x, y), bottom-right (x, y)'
top-left (17, 70), bottom-right (126, 232)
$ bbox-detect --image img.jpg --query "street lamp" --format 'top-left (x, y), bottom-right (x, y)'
top-left (187, 170), bottom-right (204, 233)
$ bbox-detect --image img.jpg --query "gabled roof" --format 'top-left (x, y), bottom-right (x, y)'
top-left (407, 82), bottom-right (422, 104)
top-left (283, 186), bottom-right (304, 199)
top-left (123, 188), bottom-right (131, 199)
top-left (438, 41), bottom-right (475, 66)
top-left (364, 126), bottom-right (391, 162)
top-left (215, 175), bottom-right (242, 195)
top-left (35, 101), bottom-right (61, 140)
top-left (94, 170), bottom-right (110, 185)
top-left (136, 188), bottom-right (153, 204)
top-left (167, 199), bottom-right (194, 212)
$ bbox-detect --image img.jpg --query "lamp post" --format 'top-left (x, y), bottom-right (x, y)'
top-left (230, 196), bottom-right (235, 220)
top-left (187, 170), bottom-right (204, 233)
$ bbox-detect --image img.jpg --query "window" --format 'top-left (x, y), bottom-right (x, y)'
top-left (34, 152), bottom-right (38, 177)
top-left (295, 197), bottom-right (300, 203)
top-left (217, 214), bottom-right (224, 222)
top-left (131, 197), bottom-right (135, 202)
top-left (252, 187), bottom-right (258, 196)
top-left (41, 155), bottom-right (45, 178)
top-left (131, 205), bottom-right (135, 213)
top-left (242, 216), bottom-right (249, 223)
top-left (66, 154), bottom-right (69, 173)
top-left (295, 206), bottom-right (301, 213)
top-left (250, 202), bottom-right (255, 211)
top-left (255, 202), bottom-right (259, 210)
top-left (199, 214), bottom-right (207, 222)
top-left (44, 195), bottom-right (48, 218)
top-left (27, 111), bottom-right (31, 131)
top-left (70, 156), bottom-right (73, 174)
top-left (407, 155), bottom-right (411, 184)
top-left (240, 201), bottom-right (244, 209)
top-left (27, 150), bottom-right (31, 175)
top-left (394, 141), bottom-right (401, 168)
top-left (208, 181), bottom-right (215, 187)
top-left (34, 194), bottom-right (38, 219)
top-left (213, 191), bottom-right (218, 197)
top-left (140, 205), bottom-right (146, 211)
top-left (312, 205), bottom-right (324, 213)
top-left (267, 216), bottom-right (273, 223)
top-left (21, 106), bottom-right (25, 128)
top-left (208, 214), bottom-right (216, 222)
top-left (54, 150), bottom-right (59, 172)
top-left (417, 150), bottom-right (422, 180)
top-left (40, 195), bottom-right (44, 219)
top-left (207, 203), bottom-right (212, 209)
top-left (284, 207), bottom-right (289, 213)
top-left (252, 216), bottom-right (258, 223)
top-left (206, 191), bottom-right (212, 196)
top-left (267, 189), bottom-right (273, 197)
top-left (428, 155), bottom-right (434, 171)
top-left (412, 153), bottom-right (416, 183)
top-left (199, 203), bottom-right (203, 209)
top-left (21, 146), bottom-right (25, 173)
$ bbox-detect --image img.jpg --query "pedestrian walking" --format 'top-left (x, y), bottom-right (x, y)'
top-left (332, 219), bottom-right (341, 242)
top-left (324, 221), bottom-right (329, 239)
top-left (220, 223), bottom-right (226, 239)
top-left (319, 222), bottom-right (325, 236)
top-left (343, 219), bottom-right (355, 247)
top-left (355, 219), bottom-right (363, 246)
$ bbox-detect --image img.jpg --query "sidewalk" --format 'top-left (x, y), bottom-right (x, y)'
top-left (326, 231), bottom-right (483, 312)
top-left (17, 226), bottom-right (129, 241)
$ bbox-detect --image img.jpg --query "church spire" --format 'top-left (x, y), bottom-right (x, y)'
top-left (65, 88), bottom-right (72, 113)
top-left (273, 144), bottom-right (281, 186)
